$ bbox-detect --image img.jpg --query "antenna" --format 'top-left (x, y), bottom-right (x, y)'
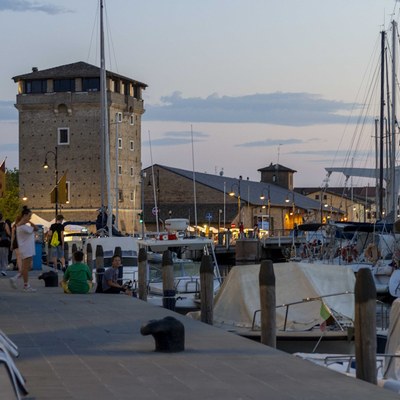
top-left (277, 144), bottom-right (282, 164)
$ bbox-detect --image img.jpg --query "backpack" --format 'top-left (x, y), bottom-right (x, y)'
top-left (50, 231), bottom-right (60, 247)
top-left (0, 222), bottom-right (10, 246)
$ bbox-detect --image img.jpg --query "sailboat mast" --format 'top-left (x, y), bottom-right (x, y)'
top-left (100, 0), bottom-right (113, 236)
top-left (379, 30), bottom-right (385, 220)
top-left (391, 20), bottom-right (397, 221)
top-left (99, 0), bottom-right (105, 213)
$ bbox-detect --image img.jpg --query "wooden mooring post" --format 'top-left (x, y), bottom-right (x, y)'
top-left (162, 250), bottom-right (175, 311)
top-left (71, 243), bottom-right (78, 255)
top-left (355, 268), bottom-right (377, 384)
top-left (86, 243), bottom-right (93, 270)
top-left (95, 245), bottom-right (105, 293)
top-left (63, 242), bottom-right (69, 269)
top-left (259, 259), bottom-right (276, 348)
top-left (200, 255), bottom-right (214, 325)
top-left (138, 248), bottom-right (147, 301)
top-left (114, 246), bottom-right (123, 285)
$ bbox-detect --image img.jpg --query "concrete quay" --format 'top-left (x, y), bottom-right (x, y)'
top-left (0, 270), bottom-right (398, 400)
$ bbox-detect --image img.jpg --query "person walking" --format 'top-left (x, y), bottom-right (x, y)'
top-left (47, 214), bottom-right (65, 270)
top-left (9, 215), bottom-right (23, 288)
top-left (0, 212), bottom-right (11, 276)
top-left (16, 206), bottom-right (38, 292)
top-left (61, 250), bottom-right (93, 294)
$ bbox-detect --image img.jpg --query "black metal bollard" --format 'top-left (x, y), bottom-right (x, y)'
top-left (140, 316), bottom-right (185, 352)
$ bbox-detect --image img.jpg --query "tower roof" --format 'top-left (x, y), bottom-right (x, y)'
top-left (257, 163), bottom-right (297, 173)
top-left (12, 61), bottom-right (147, 87)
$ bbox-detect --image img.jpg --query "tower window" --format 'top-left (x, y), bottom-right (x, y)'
top-left (25, 79), bottom-right (47, 93)
top-left (58, 128), bottom-right (69, 145)
top-left (82, 78), bottom-right (100, 92)
top-left (54, 79), bottom-right (75, 92)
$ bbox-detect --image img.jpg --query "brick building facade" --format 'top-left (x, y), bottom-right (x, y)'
top-left (13, 62), bottom-right (147, 233)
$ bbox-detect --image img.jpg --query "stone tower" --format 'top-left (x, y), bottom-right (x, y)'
top-left (13, 61), bottom-right (147, 233)
top-left (257, 163), bottom-right (296, 190)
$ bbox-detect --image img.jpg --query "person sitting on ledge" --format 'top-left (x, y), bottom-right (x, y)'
top-left (102, 255), bottom-right (132, 295)
top-left (61, 251), bottom-right (93, 294)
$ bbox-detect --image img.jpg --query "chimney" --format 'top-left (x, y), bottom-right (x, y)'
top-left (32, 67), bottom-right (38, 72)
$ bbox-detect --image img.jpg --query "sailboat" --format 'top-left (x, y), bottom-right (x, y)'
top-left (299, 21), bottom-right (400, 298)
top-left (85, 0), bottom-right (139, 278)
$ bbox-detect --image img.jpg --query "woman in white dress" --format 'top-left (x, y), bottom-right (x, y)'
top-left (16, 206), bottom-right (38, 292)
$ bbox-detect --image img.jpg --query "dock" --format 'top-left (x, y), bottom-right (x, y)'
top-left (0, 270), bottom-right (398, 400)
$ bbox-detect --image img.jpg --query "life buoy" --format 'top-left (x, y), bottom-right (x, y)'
top-left (364, 243), bottom-right (379, 263)
top-left (342, 245), bottom-right (358, 263)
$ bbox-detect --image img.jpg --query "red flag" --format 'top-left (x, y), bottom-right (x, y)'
top-left (0, 160), bottom-right (5, 198)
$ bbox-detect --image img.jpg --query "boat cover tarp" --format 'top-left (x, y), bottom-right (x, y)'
top-left (213, 261), bottom-right (355, 332)
top-left (384, 299), bottom-right (400, 379)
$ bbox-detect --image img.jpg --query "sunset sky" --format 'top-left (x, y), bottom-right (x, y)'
top-left (1, 0), bottom-right (399, 187)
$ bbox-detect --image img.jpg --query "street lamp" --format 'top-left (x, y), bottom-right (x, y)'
top-left (43, 146), bottom-right (58, 218)
top-left (229, 175), bottom-right (242, 224)
top-left (260, 186), bottom-right (271, 234)
top-left (285, 191), bottom-right (295, 229)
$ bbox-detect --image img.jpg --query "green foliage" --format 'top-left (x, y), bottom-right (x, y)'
top-left (0, 169), bottom-right (22, 221)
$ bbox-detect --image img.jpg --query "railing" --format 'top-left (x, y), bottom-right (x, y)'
top-left (376, 299), bottom-right (391, 330)
top-left (251, 291), bottom-right (354, 332)
top-left (318, 354), bottom-right (400, 377)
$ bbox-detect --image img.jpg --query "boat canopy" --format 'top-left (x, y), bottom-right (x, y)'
top-left (213, 262), bottom-right (355, 332)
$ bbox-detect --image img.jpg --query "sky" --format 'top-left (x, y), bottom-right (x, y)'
top-left (1, 0), bottom-right (400, 188)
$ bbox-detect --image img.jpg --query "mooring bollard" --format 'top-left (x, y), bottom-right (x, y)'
top-left (200, 254), bottom-right (214, 325)
top-left (95, 245), bottom-right (105, 293)
top-left (114, 246), bottom-right (123, 286)
top-left (162, 250), bottom-right (175, 311)
top-left (71, 243), bottom-right (77, 255)
top-left (138, 248), bottom-right (147, 301)
top-left (355, 268), bottom-right (377, 384)
top-left (63, 242), bottom-right (69, 269)
top-left (140, 316), bottom-right (185, 352)
top-left (259, 259), bottom-right (276, 348)
top-left (86, 243), bottom-right (93, 270)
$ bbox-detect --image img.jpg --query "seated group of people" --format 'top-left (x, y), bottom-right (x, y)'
top-left (61, 251), bottom-right (132, 295)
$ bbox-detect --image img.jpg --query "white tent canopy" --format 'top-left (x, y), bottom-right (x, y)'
top-left (30, 213), bottom-right (51, 230)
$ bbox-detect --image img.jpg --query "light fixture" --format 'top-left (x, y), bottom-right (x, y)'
top-left (43, 159), bottom-right (49, 169)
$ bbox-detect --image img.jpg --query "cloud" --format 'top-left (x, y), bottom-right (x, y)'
top-left (0, 0), bottom-right (72, 14)
top-left (0, 101), bottom-right (17, 121)
top-left (144, 91), bottom-right (360, 126)
top-left (237, 138), bottom-right (303, 148)
top-left (144, 130), bottom-right (209, 146)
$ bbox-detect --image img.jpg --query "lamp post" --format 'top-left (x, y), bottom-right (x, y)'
top-left (115, 112), bottom-right (121, 229)
top-left (140, 170), bottom-right (146, 238)
top-left (285, 191), bottom-right (295, 229)
top-left (43, 146), bottom-right (58, 219)
top-left (229, 175), bottom-right (242, 225)
top-left (260, 186), bottom-right (271, 235)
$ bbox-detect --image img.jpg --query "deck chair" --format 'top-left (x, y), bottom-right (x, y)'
top-left (0, 353), bottom-right (21, 400)
top-left (0, 345), bottom-right (28, 399)
top-left (0, 330), bottom-right (19, 358)
top-left (0, 331), bottom-right (27, 397)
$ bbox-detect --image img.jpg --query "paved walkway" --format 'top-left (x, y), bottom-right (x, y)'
top-left (0, 270), bottom-right (398, 400)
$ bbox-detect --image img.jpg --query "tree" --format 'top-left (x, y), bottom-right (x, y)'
top-left (0, 168), bottom-right (22, 221)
